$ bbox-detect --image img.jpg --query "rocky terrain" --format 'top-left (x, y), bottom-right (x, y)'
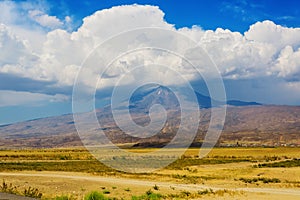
top-left (0, 85), bottom-right (299, 148)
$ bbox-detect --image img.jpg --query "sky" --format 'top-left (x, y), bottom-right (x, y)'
top-left (0, 0), bottom-right (300, 125)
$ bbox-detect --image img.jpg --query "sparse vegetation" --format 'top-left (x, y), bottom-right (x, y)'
top-left (0, 180), bottom-right (42, 198)
top-left (23, 186), bottom-right (43, 198)
top-left (239, 177), bottom-right (281, 184)
top-left (84, 191), bottom-right (108, 200)
top-left (54, 195), bottom-right (76, 200)
top-left (166, 188), bottom-right (240, 199)
top-left (131, 190), bottom-right (163, 200)
top-left (0, 160), bottom-right (116, 175)
top-left (0, 147), bottom-right (299, 199)
top-left (0, 180), bottom-right (18, 195)
top-left (166, 156), bottom-right (252, 170)
top-left (124, 187), bottom-right (131, 192)
top-left (102, 189), bottom-right (110, 194)
top-left (198, 188), bottom-right (213, 195)
top-left (255, 158), bottom-right (300, 168)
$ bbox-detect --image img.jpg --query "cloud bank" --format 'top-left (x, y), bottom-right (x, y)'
top-left (0, 3), bottom-right (300, 105)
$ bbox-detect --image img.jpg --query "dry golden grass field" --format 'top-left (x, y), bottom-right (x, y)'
top-left (0, 147), bottom-right (299, 199)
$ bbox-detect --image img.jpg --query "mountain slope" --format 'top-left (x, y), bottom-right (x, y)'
top-left (127, 84), bottom-right (261, 110)
top-left (0, 105), bottom-right (299, 148)
top-left (0, 86), bottom-right (299, 148)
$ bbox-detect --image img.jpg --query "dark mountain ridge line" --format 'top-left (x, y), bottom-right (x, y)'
top-left (1, 105), bottom-right (299, 148)
top-left (0, 86), bottom-right (299, 148)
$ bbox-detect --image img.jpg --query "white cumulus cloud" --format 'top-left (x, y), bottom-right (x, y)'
top-left (245, 20), bottom-right (300, 50)
top-left (0, 24), bottom-right (39, 77)
top-left (28, 10), bottom-right (63, 29)
top-left (273, 46), bottom-right (300, 81)
top-left (0, 4), bottom-right (300, 105)
top-left (0, 90), bottom-right (69, 107)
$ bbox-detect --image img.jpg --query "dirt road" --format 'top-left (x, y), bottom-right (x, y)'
top-left (0, 172), bottom-right (299, 197)
top-left (0, 192), bottom-right (36, 200)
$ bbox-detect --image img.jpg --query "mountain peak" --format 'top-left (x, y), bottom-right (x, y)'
top-left (127, 84), bottom-right (261, 111)
top-left (129, 84), bottom-right (179, 113)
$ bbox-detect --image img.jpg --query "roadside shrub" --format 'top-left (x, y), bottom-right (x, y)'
top-left (102, 190), bottom-right (110, 194)
top-left (0, 180), bottom-right (43, 198)
top-left (0, 180), bottom-right (18, 195)
top-left (167, 188), bottom-right (238, 199)
top-left (239, 177), bottom-right (280, 184)
top-left (198, 188), bottom-right (214, 195)
top-left (153, 184), bottom-right (159, 190)
top-left (180, 190), bottom-right (191, 197)
top-left (55, 195), bottom-right (76, 200)
top-left (131, 190), bottom-right (164, 200)
top-left (23, 186), bottom-right (43, 198)
top-left (84, 191), bottom-right (108, 200)
top-left (124, 188), bottom-right (131, 192)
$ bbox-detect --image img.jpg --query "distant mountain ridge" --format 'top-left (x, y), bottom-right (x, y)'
top-left (1, 85), bottom-right (299, 149)
top-left (127, 84), bottom-right (261, 112)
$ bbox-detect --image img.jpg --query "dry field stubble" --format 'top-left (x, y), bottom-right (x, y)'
top-left (0, 147), bottom-right (299, 199)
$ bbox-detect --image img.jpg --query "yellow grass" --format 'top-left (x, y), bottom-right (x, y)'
top-left (0, 147), bottom-right (299, 199)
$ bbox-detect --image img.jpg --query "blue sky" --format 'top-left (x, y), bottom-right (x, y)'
top-left (0, 0), bottom-right (300, 125)
top-left (46, 0), bottom-right (300, 32)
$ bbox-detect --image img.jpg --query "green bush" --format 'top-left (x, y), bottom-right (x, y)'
top-left (53, 194), bottom-right (78, 200)
top-left (55, 195), bottom-right (72, 200)
top-left (131, 190), bottom-right (164, 200)
top-left (84, 191), bottom-right (108, 200)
